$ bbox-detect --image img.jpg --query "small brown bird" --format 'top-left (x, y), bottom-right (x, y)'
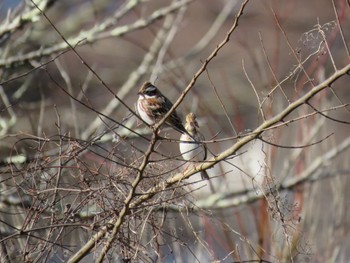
top-left (137, 82), bottom-right (187, 134)
top-left (179, 113), bottom-right (209, 180)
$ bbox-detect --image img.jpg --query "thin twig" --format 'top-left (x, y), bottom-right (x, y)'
top-left (242, 59), bottom-right (266, 121)
top-left (331, 0), bottom-right (350, 60)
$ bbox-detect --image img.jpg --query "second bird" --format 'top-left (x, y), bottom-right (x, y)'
top-left (179, 113), bottom-right (209, 180)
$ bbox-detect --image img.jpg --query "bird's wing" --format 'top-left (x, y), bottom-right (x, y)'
top-left (198, 132), bottom-right (207, 160)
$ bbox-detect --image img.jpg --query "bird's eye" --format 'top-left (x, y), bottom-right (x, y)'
top-left (145, 85), bottom-right (157, 95)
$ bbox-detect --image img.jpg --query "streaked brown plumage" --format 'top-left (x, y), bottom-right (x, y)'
top-left (137, 82), bottom-right (187, 134)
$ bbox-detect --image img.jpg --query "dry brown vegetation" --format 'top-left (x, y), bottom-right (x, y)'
top-left (1, 0), bottom-right (350, 262)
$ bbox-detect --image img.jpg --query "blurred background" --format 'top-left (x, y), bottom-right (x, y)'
top-left (0, 0), bottom-right (350, 262)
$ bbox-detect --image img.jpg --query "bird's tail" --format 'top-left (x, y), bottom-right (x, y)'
top-left (201, 170), bottom-right (216, 193)
top-left (200, 170), bottom-right (210, 180)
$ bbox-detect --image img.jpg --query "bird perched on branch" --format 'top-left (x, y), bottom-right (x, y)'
top-left (137, 81), bottom-right (187, 135)
top-left (179, 113), bottom-right (210, 180)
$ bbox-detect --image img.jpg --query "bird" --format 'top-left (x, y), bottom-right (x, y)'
top-left (137, 81), bottom-right (187, 135)
top-left (179, 113), bottom-right (210, 180)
